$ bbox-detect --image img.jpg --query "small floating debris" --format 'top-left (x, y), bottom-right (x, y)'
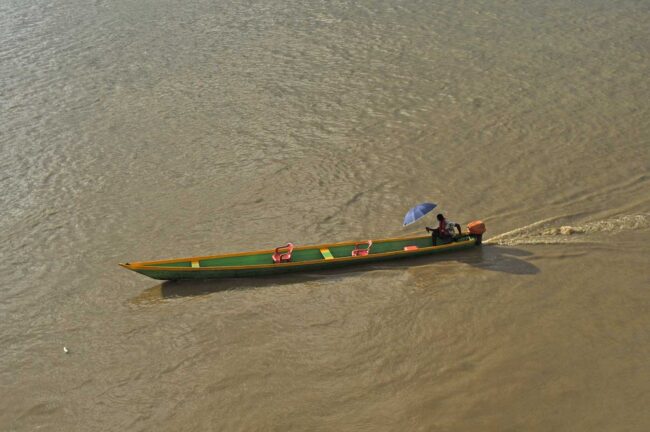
top-left (63, 347), bottom-right (69, 354)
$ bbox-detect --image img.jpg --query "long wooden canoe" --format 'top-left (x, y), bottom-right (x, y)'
top-left (119, 230), bottom-right (484, 281)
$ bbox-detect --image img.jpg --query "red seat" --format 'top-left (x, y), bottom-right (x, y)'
top-left (351, 240), bottom-right (372, 257)
top-left (272, 243), bottom-right (294, 263)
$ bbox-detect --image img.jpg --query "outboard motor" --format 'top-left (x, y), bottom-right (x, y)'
top-left (467, 221), bottom-right (486, 245)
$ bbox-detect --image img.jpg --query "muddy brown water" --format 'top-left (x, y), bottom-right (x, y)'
top-left (1, 0), bottom-right (649, 430)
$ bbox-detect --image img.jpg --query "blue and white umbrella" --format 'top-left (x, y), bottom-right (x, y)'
top-left (402, 202), bottom-right (437, 226)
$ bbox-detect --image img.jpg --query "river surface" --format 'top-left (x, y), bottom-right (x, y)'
top-left (1, 0), bottom-right (649, 430)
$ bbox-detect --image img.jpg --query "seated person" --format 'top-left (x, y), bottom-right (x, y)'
top-left (426, 213), bottom-right (462, 244)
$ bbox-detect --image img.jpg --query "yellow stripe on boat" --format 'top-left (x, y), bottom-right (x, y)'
top-left (320, 248), bottom-right (334, 260)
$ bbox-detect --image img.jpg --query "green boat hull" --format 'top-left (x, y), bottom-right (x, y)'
top-left (120, 233), bottom-right (482, 281)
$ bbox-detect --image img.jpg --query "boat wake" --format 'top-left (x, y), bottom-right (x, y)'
top-left (485, 213), bottom-right (650, 246)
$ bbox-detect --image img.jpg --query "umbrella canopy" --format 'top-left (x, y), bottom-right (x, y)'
top-left (403, 202), bottom-right (437, 226)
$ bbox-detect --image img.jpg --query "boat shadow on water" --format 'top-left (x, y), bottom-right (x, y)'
top-left (465, 244), bottom-right (540, 275)
top-left (132, 245), bottom-right (539, 301)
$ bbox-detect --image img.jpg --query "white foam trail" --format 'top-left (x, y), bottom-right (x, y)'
top-left (485, 216), bottom-right (566, 244)
top-left (485, 214), bottom-right (650, 246)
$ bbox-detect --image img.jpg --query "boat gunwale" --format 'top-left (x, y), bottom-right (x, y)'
top-left (120, 236), bottom-right (476, 273)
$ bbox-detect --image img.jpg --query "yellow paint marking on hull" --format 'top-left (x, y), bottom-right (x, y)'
top-left (320, 248), bottom-right (334, 260)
